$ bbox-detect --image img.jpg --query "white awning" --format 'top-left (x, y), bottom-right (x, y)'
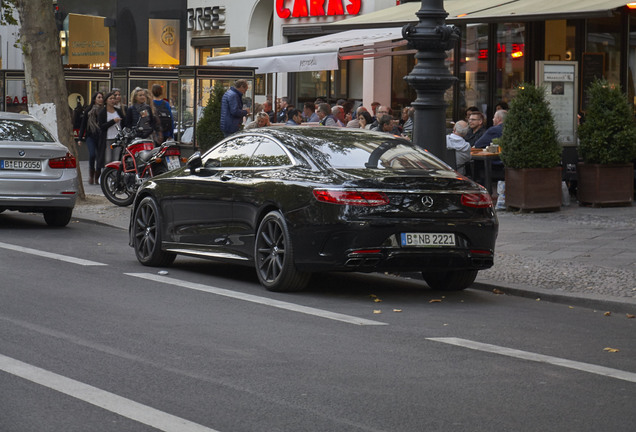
top-left (330, 0), bottom-right (630, 27)
top-left (206, 27), bottom-right (407, 74)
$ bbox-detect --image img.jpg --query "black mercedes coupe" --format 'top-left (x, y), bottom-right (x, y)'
top-left (129, 127), bottom-right (498, 292)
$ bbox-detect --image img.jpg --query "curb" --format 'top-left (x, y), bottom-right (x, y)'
top-left (472, 280), bottom-right (636, 315)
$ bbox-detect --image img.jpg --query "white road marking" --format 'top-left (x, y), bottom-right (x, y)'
top-left (428, 337), bottom-right (636, 384)
top-left (0, 241), bottom-right (106, 266)
top-left (0, 353), bottom-right (220, 432)
top-left (126, 272), bottom-right (388, 326)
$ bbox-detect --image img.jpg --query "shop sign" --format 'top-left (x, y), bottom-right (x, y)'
top-left (276, 0), bottom-right (361, 19)
top-left (187, 7), bottom-right (226, 31)
top-left (67, 14), bottom-right (109, 65)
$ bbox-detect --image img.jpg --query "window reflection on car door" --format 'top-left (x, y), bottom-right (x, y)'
top-left (169, 135), bottom-right (261, 251)
top-left (228, 137), bottom-right (294, 256)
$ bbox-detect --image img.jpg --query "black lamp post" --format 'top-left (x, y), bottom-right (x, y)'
top-left (402, 0), bottom-right (459, 166)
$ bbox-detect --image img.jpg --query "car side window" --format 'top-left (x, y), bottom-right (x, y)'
top-left (247, 138), bottom-right (292, 167)
top-left (203, 136), bottom-right (262, 168)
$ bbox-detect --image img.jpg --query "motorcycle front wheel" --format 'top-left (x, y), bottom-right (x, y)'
top-left (100, 167), bottom-right (135, 207)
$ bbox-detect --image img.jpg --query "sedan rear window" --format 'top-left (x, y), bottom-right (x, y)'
top-left (0, 119), bottom-right (56, 142)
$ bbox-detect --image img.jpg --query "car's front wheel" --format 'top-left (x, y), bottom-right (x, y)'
top-left (43, 207), bottom-right (73, 227)
top-left (132, 196), bottom-right (176, 267)
top-left (422, 269), bottom-right (478, 291)
top-left (255, 211), bottom-right (310, 292)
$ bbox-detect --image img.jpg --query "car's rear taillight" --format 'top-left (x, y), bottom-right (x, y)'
top-left (48, 152), bottom-right (77, 169)
top-left (313, 189), bottom-right (389, 206)
top-left (461, 192), bottom-right (493, 208)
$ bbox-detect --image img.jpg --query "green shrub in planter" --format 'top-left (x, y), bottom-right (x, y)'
top-left (195, 81), bottom-right (226, 154)
top-left (577, 79), bottom-right (636, 164)
top-left (499, 83), bottom-right (561, 169)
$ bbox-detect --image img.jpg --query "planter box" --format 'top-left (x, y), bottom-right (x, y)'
top-left (505, 167), bottom-right (562, 212)
top-left (577, 163), bottom-right (634, 207)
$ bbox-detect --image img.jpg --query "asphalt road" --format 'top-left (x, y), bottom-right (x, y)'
top-left (1, 213), bottom-right (635, 431)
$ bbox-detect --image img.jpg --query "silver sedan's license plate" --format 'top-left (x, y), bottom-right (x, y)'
top-left (401, 233), bottom-right (456, 247)
top-left (1, 159), bottom-right (42, 171)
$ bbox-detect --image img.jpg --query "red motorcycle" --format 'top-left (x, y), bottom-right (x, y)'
top-left (100, 126), bottom-right (184, 206)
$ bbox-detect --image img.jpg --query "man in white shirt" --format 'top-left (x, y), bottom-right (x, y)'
top-left (446, 120), bottom-right (471, 175)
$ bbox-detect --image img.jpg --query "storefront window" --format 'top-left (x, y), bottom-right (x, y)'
top-left (392, 47), bottom-right (416, 113)
top-left (4, 79), bottom-right (27, 113)
top-left (587, 15), bottom-right (621, 87)
top-left (496, 23), bottom-right (525, 109)
top-left (296, 71), bottom-right (329, 102)
top-left (460, 24), bottom-right (489, 117)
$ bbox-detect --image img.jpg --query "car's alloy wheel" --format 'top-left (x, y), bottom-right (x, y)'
top-left (422, 269), bottom-right (478, 291)
top-left (101, 167), bottom-right (135, 207)
top-left (255, 211), bottom-right (310, 292)
top-left (133, 197), bottom-right (176, 267)
top-left (43, 207), bottom-right (73, 227)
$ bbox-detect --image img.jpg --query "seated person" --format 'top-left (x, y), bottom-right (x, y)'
top-left (475, 109), bottom-right (507, 148)
top-left (245, 112), bottom-right (270, 129)
top-left (446, 120), bottom-right (471, 175)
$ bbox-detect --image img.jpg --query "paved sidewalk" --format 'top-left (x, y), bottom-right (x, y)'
top-left (72, 162), bottom-right (636, 314)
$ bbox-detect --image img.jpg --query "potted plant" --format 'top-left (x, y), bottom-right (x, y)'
top-left (577, 79), bottom-right (636, 206)
top-left (499, 82), bottom-right (563, 211)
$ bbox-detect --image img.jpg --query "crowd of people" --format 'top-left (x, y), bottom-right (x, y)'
top-left (76, 85), bottom-right (175, 184)
top-left (220, 81), bottom-right (415, 139)
top-left (219, 80), bottom-right (510, 180)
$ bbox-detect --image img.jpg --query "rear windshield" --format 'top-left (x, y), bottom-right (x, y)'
top-left (304, 131), bottom-right (449, 171)
top-left (0, 119), bottom-right (56, 142)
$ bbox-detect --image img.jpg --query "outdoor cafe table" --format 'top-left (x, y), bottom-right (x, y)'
top-left (470, 148), bottom-right (501, 195)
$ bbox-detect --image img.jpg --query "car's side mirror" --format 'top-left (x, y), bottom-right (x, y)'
top-left (186, 152), bottom-right (202, 170)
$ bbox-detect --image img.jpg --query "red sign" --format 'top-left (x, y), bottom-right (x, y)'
top-left (6, 96), bottom-right (28, 105)
top-left (276, 0), bottom-right (361, 18)
top-left (477, 43), bottom-right (524, 60)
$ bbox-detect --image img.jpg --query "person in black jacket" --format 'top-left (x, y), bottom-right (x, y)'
top-left (124, 87), bottom-right (159, 143)
top-left (77, 91), bottom-right (104, 184)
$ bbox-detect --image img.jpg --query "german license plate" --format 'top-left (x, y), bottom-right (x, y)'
top-left (166, 156), bottom-right (180, 170)
top-left (0, 159), bottom-right (42, 171)
top-left (401, 233), bottom-right (456, 247)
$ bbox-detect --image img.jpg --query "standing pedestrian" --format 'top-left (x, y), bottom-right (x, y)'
top-left (98, 91), bottom-right (125, 174)
top-left (220, 79), bottom-right (250, 137)
top-left (77, 91), bottom-right (104, 184)
top-left (124, 87), bottom-right (159, 141)
top-left (151, 84), bottom-right (174, 144)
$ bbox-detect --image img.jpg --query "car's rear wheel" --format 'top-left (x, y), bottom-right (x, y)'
top-left (43, 207), bottom-right (73, 227)
top-left (132, 196), bottom-right (176, 267)
top-left (422, 269), bottom-right (478, 291)
top-left (255, 211), bottom-right (310, 292)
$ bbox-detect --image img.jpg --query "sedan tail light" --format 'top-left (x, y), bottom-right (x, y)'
top-left (313, 189), bottom-right (389, 206)
top-left (461, 192), bottom-right (493, 208)
top-left (49, 152), bottom-right (77, 169)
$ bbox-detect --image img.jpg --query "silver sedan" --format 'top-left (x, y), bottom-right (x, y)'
top-left (0, 112), bottom-right (78, 227)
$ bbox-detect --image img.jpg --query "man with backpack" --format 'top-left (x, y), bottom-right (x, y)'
top-left (151, 84), bottom-right (174, 143)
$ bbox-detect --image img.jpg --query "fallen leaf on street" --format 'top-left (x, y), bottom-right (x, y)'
top-left (627, 314), bottom-right (635, 319)
top-left (604, 311), bottom-right (611, 316)
top-left (604, 347), bottom-right (620, 353)
top-left (393, 309), bottom-right (402, 313)
top-left (373, 310), bottom-right (382, 314)
top-left (374, 298), bottom-right (382, 303)
top-left (492, 289), bottom-right (504, 295)
top-left (429, 299), bottom-right (442, 303)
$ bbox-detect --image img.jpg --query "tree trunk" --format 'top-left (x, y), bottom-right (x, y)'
top-left (16, 0), bottom-right (86, 199)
